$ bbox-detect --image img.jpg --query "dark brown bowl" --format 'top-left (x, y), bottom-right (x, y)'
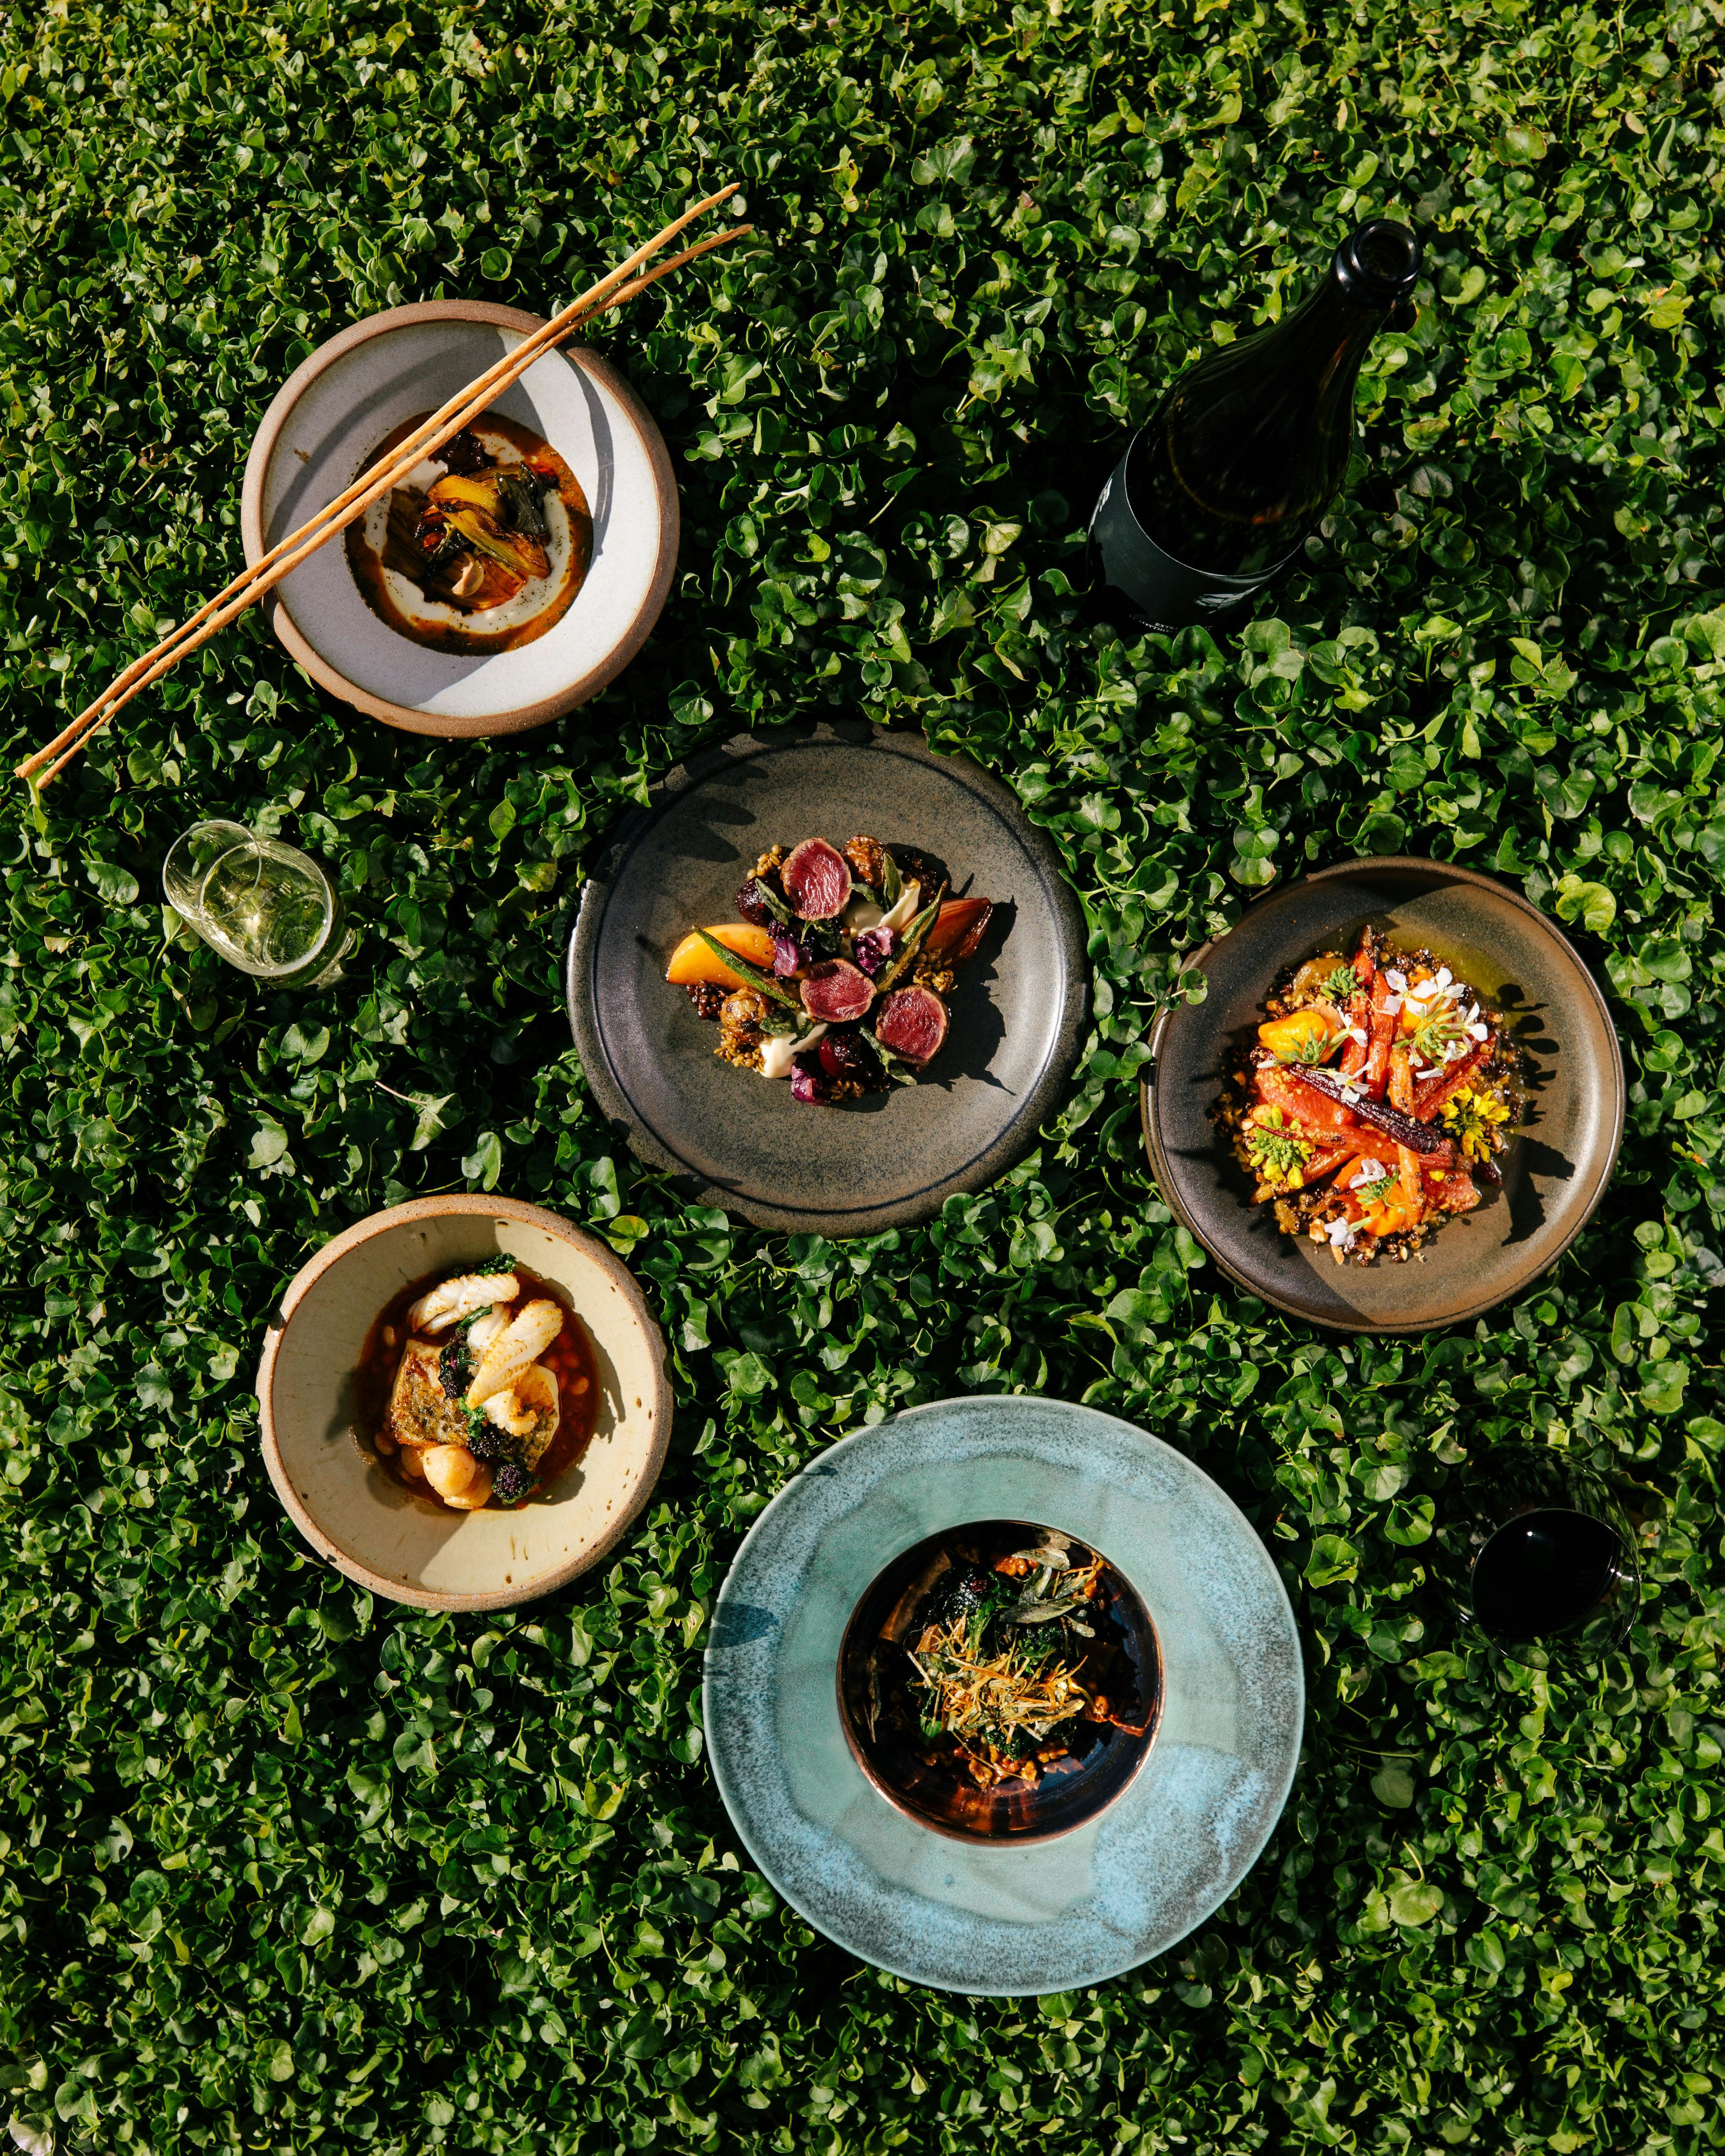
top-left (1142, 857), bottom-right (1625, 1334)
top-left (837, 1520), bottom-right (1162, 1843)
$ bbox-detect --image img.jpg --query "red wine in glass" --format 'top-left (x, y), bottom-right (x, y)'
top-left (1471, 1508), bottom-right (1631, 1650)
top-left (1444, 1447), bottom-right (1638, 1670)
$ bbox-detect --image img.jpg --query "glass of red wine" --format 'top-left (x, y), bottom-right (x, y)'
top-left (1440, 1445), bottom-right (1640, 1670)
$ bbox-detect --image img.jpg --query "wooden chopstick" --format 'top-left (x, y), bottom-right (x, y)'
top-left (22, 191), bottom-right (748, 787)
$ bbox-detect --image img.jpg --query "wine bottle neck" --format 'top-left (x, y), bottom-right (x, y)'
top-left (1266, 268), bottom-right (1395, 399)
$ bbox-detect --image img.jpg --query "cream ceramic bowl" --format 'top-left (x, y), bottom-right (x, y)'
top-left (240, 300), bottom-right (678, 737)
top-left (257, 1196), bottom-right (671, 1611)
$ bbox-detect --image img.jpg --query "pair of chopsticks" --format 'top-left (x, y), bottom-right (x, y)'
top-left (19, 183), bottom-right (751, 791)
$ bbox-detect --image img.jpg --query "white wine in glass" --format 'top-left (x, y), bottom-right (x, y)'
top-left (163, 821), bottom-right (347, 985)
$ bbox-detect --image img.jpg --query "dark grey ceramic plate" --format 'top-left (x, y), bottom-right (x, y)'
top-left (1143, 857), bottom-right (1625, 1334)
top-left (703, 1396), bottom-right (1304, 1996)
top-left (567, 722), bottom-right (1089, 1235)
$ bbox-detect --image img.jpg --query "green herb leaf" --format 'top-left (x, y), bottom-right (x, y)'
top-left (692, 928), bottom-right (802, 1011)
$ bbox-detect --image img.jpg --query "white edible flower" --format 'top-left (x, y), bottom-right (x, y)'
top-left (1326, 1216), bottom-right (1358, 1250)
top-left (1467, 1021), bottom-right (1489, 1041)
top-left (1345, 1025), bottom-right (1368, 1046)
top-left (1385, 969), bottom-right (1407, 993)
top-left (1382, 994), bottom-right (1404, 1017)
top-left (1434, 967), bottom-right (1455, 992)
top-left (1348, 1159), bottom-right (1389, 1190)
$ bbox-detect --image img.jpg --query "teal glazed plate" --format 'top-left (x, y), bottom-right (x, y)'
top-left (703, 1396), bottom-right (1304, 1996)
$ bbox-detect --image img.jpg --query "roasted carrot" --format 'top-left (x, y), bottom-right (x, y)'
top-left (1412, 1039), bottom-right (1490, 1121)
top-left (1430, 1168), bottom-right (1482, 1214)
top-left (1362, 971), bottom-right (1400, 1099)
top-left (1386, 1047), bottom-right (1424, 1210)
top-left (1300, 1141), bottom-right (1357, 1187)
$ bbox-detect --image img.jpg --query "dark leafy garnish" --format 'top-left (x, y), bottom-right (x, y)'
top-left (871, 884), bottom-right (947, 995)
top-left (463, 1411), bottom-right (521, 1465)
top-left (437, 1338), bottom-right (471, 1397)
top-left (490, 1460), bottom-right (534, 1503)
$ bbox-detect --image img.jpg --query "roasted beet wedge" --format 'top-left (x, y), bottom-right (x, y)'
top-left (801, 959), bottom-right (875, 1023)
top-left (818, 1026), bottom-right (881, 1083)
top-left (734, 875), bottom-right (781, 927)
top-left (875, 985), bottom-right (948, 1065)
top-left (781, 837), bottom-right (852, 921)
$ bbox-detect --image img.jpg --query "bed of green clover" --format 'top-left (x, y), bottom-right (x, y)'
top-left (0, 0), bottom-right (1722, 2149)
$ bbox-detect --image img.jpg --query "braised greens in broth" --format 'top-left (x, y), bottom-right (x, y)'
top-left (344, 411), bottom-right (593, 656)
top-left (841, 1520), bottom-right (1159, 1840)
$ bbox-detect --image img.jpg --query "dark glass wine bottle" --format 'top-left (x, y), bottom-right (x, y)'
top-left (1088, 219), bottom-right (1422, 632)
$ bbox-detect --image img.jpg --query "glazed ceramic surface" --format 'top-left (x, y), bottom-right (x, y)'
top-left (567, 721), bottom-right (1090, 1236)
top-left (703, 1396), bottom-right (1303, 1995)
top-left (240, 302), bottom-right (677, 734)
top-left (1143, 857), bottom-right (1624, 1334)
top-left (257, 1197), bottom-right (670, 1611)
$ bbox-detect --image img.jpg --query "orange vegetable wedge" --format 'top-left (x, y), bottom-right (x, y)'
top-left (665, 923), bottom-right (778, 986)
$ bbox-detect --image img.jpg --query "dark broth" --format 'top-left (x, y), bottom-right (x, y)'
top-left (344, 409), bottom-right (593, 656)
top-left (354, 1261), bottom-right (599, 1507)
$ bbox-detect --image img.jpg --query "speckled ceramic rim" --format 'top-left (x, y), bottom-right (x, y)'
top-left (1141, 856), bottom-right (1626, 1335)
top-left (566, 721), bottom-right (1092, 1235)
top-left (834, 1530), bottom-right (1165, 1846)
top-left (704, 1396), bottom-right (1305, 1995)
top-left (239, 300), bottom-right (679, 737)
top-left (255, 1194), bottom-right (672, 1611)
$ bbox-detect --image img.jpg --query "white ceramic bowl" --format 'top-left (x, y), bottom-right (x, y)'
top-left (240, 300), bottom-right (678, 736)
top-left (257, 1196), bottom-right (671, 1610)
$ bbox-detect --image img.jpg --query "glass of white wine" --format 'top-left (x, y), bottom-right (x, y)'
top-left (163, 820), bottom-right (348, 986)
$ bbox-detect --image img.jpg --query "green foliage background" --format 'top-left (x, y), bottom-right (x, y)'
top-left (0, 0), bottom-right (1722, 2148)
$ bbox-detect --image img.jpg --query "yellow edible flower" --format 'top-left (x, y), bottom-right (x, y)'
top-left (1441, 1085), bottom-right (1510, 1162)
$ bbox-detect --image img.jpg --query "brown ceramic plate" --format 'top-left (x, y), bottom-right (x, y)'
top-left (1141, 857), bottom-right (1624, 1334)
top-left (567, 720), bottom-right (1090, 1237)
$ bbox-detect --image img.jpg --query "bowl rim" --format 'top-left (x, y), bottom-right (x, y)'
top-left (239, 299), bottom-right (679, 738)
top-left (255, 1193), bottom-right (673, 1611)
top-left (833, 1517), bottom-right (1164, 1846)
top-left (1141, 853), bottom-right (1627, 1335)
